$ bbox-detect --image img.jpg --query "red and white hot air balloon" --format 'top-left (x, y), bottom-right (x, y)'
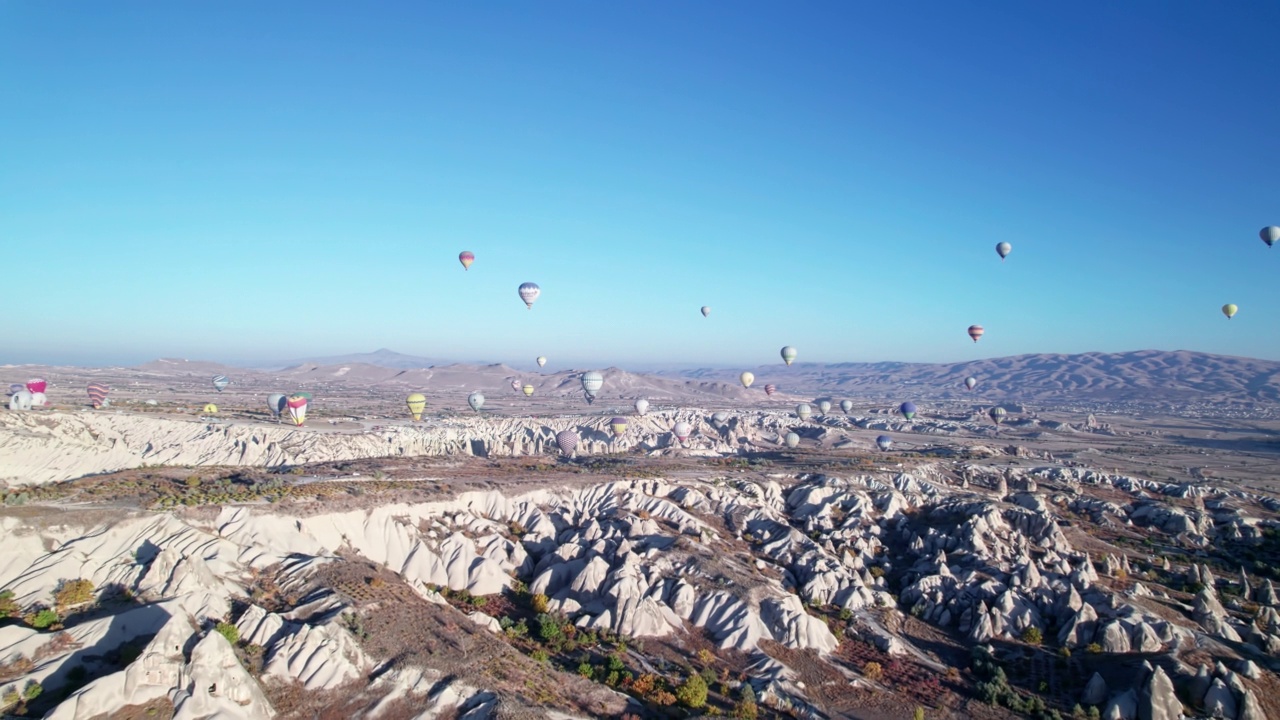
top-left (968, 325), bottom-right (985, 343)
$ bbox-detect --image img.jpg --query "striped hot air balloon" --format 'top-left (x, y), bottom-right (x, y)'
top-left (764, 384), bottom-right (777, 396)
top-left (968, 325), bottom-right (985, 343)
top-left (1261, 226), bottom-right (1279, 248)
top-left (406, 393), bottom-right (426, 421)
top-left (581, 371), bottom-right (603, 404)
top-left (989, 406), bottom-right (1007, 425)
top-left (212, 375), bottom-right (229, 393)
top-left (459, 251), bottom-right (475, 270)
top-left (795, 403), bottom-right (812, 421)
top-left (817, 400), bottom-right (831, 415)
top-left (609, 417), bottom-right (628, 437)
top-left (86, 383), bottom-right (109, 408)
top-left (555, 430), bottom-right (578, 456)
top-left (780, 346), bottom-right (797, 366)
top-left (784, 432), bottom-right (800, 448)
top-left (286, 395), bottom-right (308, 426)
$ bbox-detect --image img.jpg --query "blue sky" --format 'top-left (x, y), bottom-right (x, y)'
top-left (2, 1), bottom-right (1278, 368)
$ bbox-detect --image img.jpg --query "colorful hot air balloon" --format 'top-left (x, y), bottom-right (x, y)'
top-left (286, 395), bottom-right (308, 426)
top-left (840, 400), bottom-right (853, 414)
top-left (8, 390), bottom-right (32, 411)
top-left (784, 432), bottom-right (800, 448)
top-left (740, 371), bottom-right (755, 388)
top-left (26, 378), bottom-right (46, 395)
top-left (212, 375), bottom-right (229, 393)
top-left (459, 251), bottom-right (475, 270)
top-left (518, 282), bottom-right (541, 309)
top-left (1222, 304), bottom-right (1238, 319)
top-left (86, 383), bottom-right (109, 408)
top-left (764, 384), bottom-right (777, 397)
top-left (555, 430), bottom-right (578, 456)
top-left (202, 404), bottom-right (218, 414)
top-left (876, 435), bottom-right (893, 451)
top-left (581, 371), bottom-right (603, 404)
top-left (267, 393), bottom-right (286, 421)
top-left (795, 403), bottom-right (812, 421)
top-left (989, 406), bottom-right (1007, 425)
top-left (968, 325), bottom-right (985, 343)
top-left (634, 398), bottom-right (650, 415)
top-left (296, 392), bottom-right (313, 401)
top-left (1261, 227), bottom-right (1279, 248)
top-left (511, 379), bottom-right (522, 393)
top-left (712, 412), bottom-right (729, 424)
top-left (780, 346), bottom-right (797, 366)
top-left (995, 242), bottom-right (1012, 261)
top-left (468, 391), bottom-right (485, 412)
top-left (522, 384), bottom-right (535, 397)
top-left (965, 377), bottom-right (977, 391)
top-left (701, 306), bottom-right (711, 317)
top-left (817, 400), bottom-right (832, 415)
top-left (899, 402), bottom-right (917, 420)
top-left (406, 393), bottom-right (426, 421)
top-left (609, 417), bottom-right (628, 437)
top-left (673, 421), bottom-right (692, 443)
top-left (536, 356), bottom-right (547, 367)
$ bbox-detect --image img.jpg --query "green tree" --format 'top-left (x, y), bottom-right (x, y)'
top-left (29, 609), bottom-right (60, 630)
top-left (535, 613), bottom-right (562, 643)
top-left (21, 680), bottom-right (41, 701)
top-left (215, 621), bottom-right (239, 645)
top-left (1020, 626), bottom-right (1043, 645)
top-left (676, 674), bottom-right (708, 709)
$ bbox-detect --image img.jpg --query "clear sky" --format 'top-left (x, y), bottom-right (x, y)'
top-left (2, 1), bottom-right (1278, 368)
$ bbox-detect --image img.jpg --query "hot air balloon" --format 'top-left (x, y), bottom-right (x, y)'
top-left (965, 377), bottom-right (977, 391)
top-left (26, 378), bottom-right (46, 395)
top-left (1261, 227), bottom-right (1279, 248)
top-left (555, 430), bottom-right (578, 456)
top-left (712, 412), bottom-right (729, 424)
top-left (1222, 304), bottom-right (1238, 320)
top-left (817, 400), bottom-right (832, 415)
top-left (29, 392), bottom-right (46, 407)
top-left (511, 379), bottom-right (522, 393)
top-left (406, 393), bottom-right (426, 421)
top-left (518, 282), bottom-right (541, 309)
top-left (7, 384), bottom-right (22, 396)
top-left (202, 404), bottom-right (218, 414)
top-left (267, 393), bottom-right (286, 421)
top-left (634, 398), bottom-right (649, 415)
top-left (899, 402), bottom-right (917, 420)
top-left (536, 356), bottom-right (547, 367)
top-left (701, 306), bottom-right (711, 317)
top-left (795, 403), bottom-right (812, 421)
top-left (522, 384), bottom-right (534, 396)
top-left (876, 435), bottom-right (893, 451)
top-left (785, 432), bottom-right (800, 448)
top-left (764, 384), bottom-right (777, 397)
top-left (459, 251), bottom-right (475, 270)
top-left (968, 325), bottom-right (984, 343)
top-left (87, 383), bottom-right (109, 408)
top-left (740, 372), bottom-right (755, 388)
top-left (609, 417), bottom-right (628, 437)
top-left (996, 242), bottom-right (1012, 261)
top-left (581, 371), bottom-right (604, 404)
top-left (468, 391), bottom-right (485, 412)
top-left (9, 391), bottom-right (32, 411)
top-left (780, 346), bottom-right (797, 366)
top-left (286, 395), bottom-right (308, 426)
top-left (989, 406), bottom-right (1007, 425)
top-left (840, 400), bottom-right (853, 414)
top-left (212, 375), bottom-right (229, 393)
top-left (673, 421), bottom-right (692, 443)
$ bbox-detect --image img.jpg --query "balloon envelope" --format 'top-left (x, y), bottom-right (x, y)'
top-left (203, 404), bottom-right (218, 414)
top-left (700, 306), bottom-right (710, 317)
top-left (522, 384), bottom-right (535, 396)
top-left (29, 392), bottom-right (46, 407)
top-left (817, 400), bottom-right (831, 415)
top-left (536, 356), bottom-right (547, 367)
top-left (785, 432), bottom-right (800, 448)
top-left (876, 435), bottom-right (893, 451)
top-left (286, 395), bottom-right (308, 426)
top-left (634, 398), bottom-right (649, 415)
top-left (581, 371), bottom-right (603, 404)
top-left (7, 384), bottom-right (22, 395)
top-left (511, 380), bottom-right (521, 392)
top-left (609, 417), bottom-right (628, 437)
top-left (9, 390), bottom-right (32, 411)
top-left (518, 282), bottom-right (541, 309)
top-left (267, 393), bottom-right (286, 418)
top-left (26, 378), bottom-right (46, 394)
top-left (86, 383), bottom-right (109, 408)
top-left (989, 406), bottom-right (1007, 424)
top-left (468, 391), bottom-right (485, 412)
top-left (764, 384), bottom-right (777, 396)
top-left (840, 399), bottom-right (853, 414)
top-left (673, 421), bottom-right (692, 442)
top-left (795, 403), bottom-right (812, 421)
top-left (406, 393), bottom-right (426, 421)
top-left (780, 346), bottom-right (797, 366)
top-left (965, 377), bottom-right (977, 390)
top-left (899, 402), bottom-right (917, 419)
top-left (996, 242), bottom-right (1012, 260)
top-left (555, 430), bottom-right (578, 456)
top-left (1261, 226), bottom-right (1279, 248)
top-left (739, 371), bottom-right (754, 388)
top-left (212, 375), bottom-right (229, 392)
top-left (968, 325), bottom-right (984, 343)
top-left (1222, 304), bottom-right (1238, 319)
top-left (712, 412), bottom-right (728, 424)
top-left (459, 251), bottom-right (475, 270)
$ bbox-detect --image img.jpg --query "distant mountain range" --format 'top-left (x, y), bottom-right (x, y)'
top-left (265, 348), bottom-right (452, 371)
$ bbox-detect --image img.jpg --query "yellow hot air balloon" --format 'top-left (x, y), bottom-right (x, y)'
top-left (406, 393), bottom-right (426, 421)
top-left (739, 371), bottom-right (755, 388)
top-left (522, 384), bottom-right (534, 396)
top-left (1222, 304), bottom-right (1238, 320)
top-left (202, 404), bottom-right (218, 414)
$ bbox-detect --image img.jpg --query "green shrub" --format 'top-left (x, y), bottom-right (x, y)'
top-left (29, 609), bottom-right (60, 629)
top-left (676, 674), bottom-right (708, 709)
top-left (54, 579), bottom-right (95, 609)
top-left (530, 649), bottom-right (548, 663)
top-left (21, 681), bottom-right (41, 701)
top-left (1021, 626), bottom-right (1042, 645)
top-left (577, 661), bottom-right (594, 679)
top-left (530, 593), bottom-right (549, 613)
top-left (535, 613), bottom-right (562, 643)
top-left (214, 621), bottom-right (239, 645)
